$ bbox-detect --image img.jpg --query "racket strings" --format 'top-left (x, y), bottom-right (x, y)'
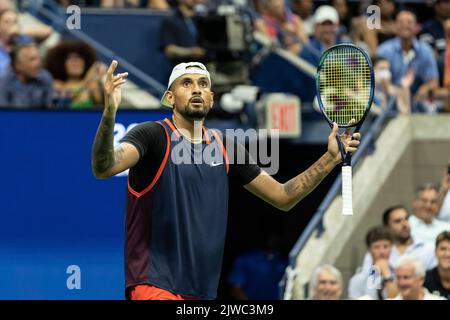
top-left (319, 47), bottom-right (371, 126)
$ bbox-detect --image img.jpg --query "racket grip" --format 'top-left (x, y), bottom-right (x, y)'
top-left (341, 165), bottom-right (354, 216)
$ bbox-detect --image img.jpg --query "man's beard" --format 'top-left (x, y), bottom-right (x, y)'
top-left (180, 103), bottom-right (210, 120)
top-left (396, 233), bottom-right (411, 244)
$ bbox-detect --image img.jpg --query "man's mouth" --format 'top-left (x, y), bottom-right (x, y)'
top-left (190, 97), bottom-right (204, 105)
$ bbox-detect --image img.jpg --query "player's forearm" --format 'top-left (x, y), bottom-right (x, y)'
top-left (92, 108), bottom-right (117, 178)
top-left (282, 152), bottom-right (338, 210)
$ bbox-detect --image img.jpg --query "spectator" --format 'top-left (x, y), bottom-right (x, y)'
top-left (0, 42), bottom-right (54, 109)
top-left (419, 0), bottom-right (450, 56)
top-left (252, 0), bottom-right (267, 16)
top-left (290, 0), bottom-right (314, 38)
top-left (410, 183), bottom-right (450, 244)
top-left (372, 56), bottom-right (412, 115)
top-left (373, 0), bottom-right (397, 45)
top-left (435, 18), bottom-right (450, 112)
top-left (390, 255), bottom-right (446, 300)
top-left (254, 0), bottom-right (308, 55)
top-left (424, 231), bottom-right (450, 299)
top-left (299, 5), bottom-right (347, 67)
top-left (44, 41), bottom-right (105, 109)
top-left (100, 0), bottom-right (141, 7)
top-left (362, 205), bottom-right (436, 271)
top-left (6, 8), bottom-right (52, 44)
top-left (437, 165), bottom-right (450, 222)
top-left (378, 10), bottom-right (439, 107)
top-left (159, 0), bottom-right (206, 67)
top-left (336, 3), bottom-right (374, 56)
top-left (310, 264), bottom-right (343, 300)
top-left (227, 234), bottom-right (287, 300)
top-left (348, 226), bottom-right (397, 299)
top-left (0, 0), bottom-right (13, 11)
top-left (0, 9), bottom-right (32, 76)
top-left (348, 0), bottom-right (396, 56)
top-left (0, 8), bottom-right (53, 72)
top-left (58, 1), bottom-right (101, 6)
top-left (97, 0), bottom-right (170, 9)
top-left (330, 0), bottom-right (351, 41)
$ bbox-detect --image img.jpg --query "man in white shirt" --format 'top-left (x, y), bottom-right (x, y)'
top-left (390, 255), bottom-right (446, 300)
top-left (410, 183), bottom-right (450, 244)
top-left (362, 205), bottom-right (436, 270)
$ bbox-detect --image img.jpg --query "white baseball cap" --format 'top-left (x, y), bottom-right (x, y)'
top-left (161, 62), bottom-right (211, 108)
top-left (314, 5), bottom-right (339, 25)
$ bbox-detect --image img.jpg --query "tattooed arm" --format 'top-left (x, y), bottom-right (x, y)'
top-left (244, 124), bottom-right (361, 211)
top-left (92, 60), bottom-right (139, 179)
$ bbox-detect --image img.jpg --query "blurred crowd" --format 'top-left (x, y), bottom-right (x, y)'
top-left (1, 0), bottom-right (450, 300)
top-left (0, 0), bottom-right (105, 109)
top-left (328, 166), bottom-right (450, 300)
top-left (226, 167), bottom-right (450, 300)
top-left (1, 0), bottom-right (450, 112)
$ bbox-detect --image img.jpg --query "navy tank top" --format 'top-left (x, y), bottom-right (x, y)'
top-left (125, 118), bottom-right (229, 299)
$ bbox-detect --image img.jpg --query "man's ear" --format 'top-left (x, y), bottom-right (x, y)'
top-left (166, 90), bottom-right (175, 107)
top-left (210, 91), bottom-right (214, 108)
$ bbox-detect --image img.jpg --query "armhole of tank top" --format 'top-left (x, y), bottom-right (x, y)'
top-left (127, 122), bottom-right (171, 198)
top-left (211, 129), bottom-right (229, 175)
top-left (203, 126), bottom-right (211, 144)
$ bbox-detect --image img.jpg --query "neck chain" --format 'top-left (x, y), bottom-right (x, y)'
top-left (172, 118), bottom-right (202, 144)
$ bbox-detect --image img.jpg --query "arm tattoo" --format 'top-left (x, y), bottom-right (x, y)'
top-left (114, 145), bottom-right (124, 164)
top-left (92, 113), bottom-right (116, 175)
top-left (283, 162), bottom-right (328, 199)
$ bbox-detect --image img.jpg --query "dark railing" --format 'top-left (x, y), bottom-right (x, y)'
top-left (279, 96), bottom-right (397, 299)
top-left (24, 0), bottom-right (166, 97)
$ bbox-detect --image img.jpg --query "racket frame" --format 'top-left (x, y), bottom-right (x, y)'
top-left (315, 44), bottom-right (375, 215)
top-left (315, 43), bottom-right (374, 165)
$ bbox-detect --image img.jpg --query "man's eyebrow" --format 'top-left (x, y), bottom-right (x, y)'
top-left (178, 76), bottom-right (208, 81)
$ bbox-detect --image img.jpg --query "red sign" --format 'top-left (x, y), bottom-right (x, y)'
top-left (264, 94), bottom-right (301, 138)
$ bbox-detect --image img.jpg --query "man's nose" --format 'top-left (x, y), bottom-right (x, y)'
top-left (192, 82), bottom-right (202, 93)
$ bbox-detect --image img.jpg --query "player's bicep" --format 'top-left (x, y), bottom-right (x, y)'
top-left (103, 142), bottom-right (140, 178)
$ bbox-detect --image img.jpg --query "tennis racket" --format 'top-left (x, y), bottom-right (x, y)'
top-left (316, 44), bottom-right (374, 215)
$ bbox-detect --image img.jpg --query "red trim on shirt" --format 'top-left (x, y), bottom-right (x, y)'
top-left (164, 118), bottom-right (180, 138)
top-left (127, 122), bottom-right (170, 198)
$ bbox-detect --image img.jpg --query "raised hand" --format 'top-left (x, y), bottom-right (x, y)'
top-left (104, 60), bottom-right (128, 112)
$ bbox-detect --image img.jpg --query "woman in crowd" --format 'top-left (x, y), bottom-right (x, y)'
top-left (45, 41), bottom-right (105, 109)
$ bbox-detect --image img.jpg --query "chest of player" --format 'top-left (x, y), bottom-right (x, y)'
top-left (162, 138), bottom-right (228, 187)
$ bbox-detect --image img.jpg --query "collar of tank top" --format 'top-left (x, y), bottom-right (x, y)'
top-left (172, 118), bottom-right (203, 144)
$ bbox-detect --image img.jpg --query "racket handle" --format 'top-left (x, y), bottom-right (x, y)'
top-left (341, 165), bottom-right (354, 216)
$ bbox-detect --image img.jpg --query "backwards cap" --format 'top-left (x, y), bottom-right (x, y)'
top-left (161, 62), bottom-right (211, 108)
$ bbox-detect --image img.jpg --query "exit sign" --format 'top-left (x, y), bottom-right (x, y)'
top-left (263, 94), bottom-right (301, 138)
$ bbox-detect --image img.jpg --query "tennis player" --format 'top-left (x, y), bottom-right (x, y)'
top-left (91, 60), bottom-right (361, 300)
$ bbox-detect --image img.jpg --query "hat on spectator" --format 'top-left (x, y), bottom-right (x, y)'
top-left (314, 5), bottom-right (339, 25)
top-left (161, 62), bottom-right (211, 108)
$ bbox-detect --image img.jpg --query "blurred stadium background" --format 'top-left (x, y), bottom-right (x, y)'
top-left (0, 0), bottom-right (449, 300)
